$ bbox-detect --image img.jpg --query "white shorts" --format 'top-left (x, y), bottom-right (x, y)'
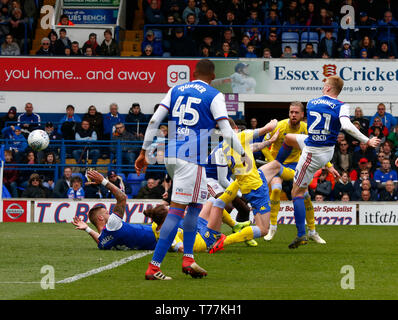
top-left (295, 134), bottom-right (307, 151)
top-left (165, 158), bottom-right (208, 205)
top-left (207, 178), bottom-right (225, 198)
top-left (294, 145), bottom-right (334, 188)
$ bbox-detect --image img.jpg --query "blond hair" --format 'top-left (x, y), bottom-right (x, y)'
top-left (326, 75), bottom-right (344, 95)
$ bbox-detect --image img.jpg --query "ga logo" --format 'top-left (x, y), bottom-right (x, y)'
top-left (167, 65), bottom-right (190, 87)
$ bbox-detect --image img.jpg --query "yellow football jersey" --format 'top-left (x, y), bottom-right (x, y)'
top-left (222, 130), bottom-right (262, 194)
top-left (269, 119), bottom-right (307, 164)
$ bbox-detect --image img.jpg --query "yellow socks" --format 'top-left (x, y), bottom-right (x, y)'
top-left (304, 192), bottom-right (315, 231)
top-left (222, 210), bottom-right (236, 228)
top-left (270, 184), bottom-right (282, 226)
top-left (219, 180), bottom-right (240, 205)
top-left (224, 226), bottom-right (254, 246)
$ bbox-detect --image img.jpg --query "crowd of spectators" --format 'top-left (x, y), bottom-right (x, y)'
top-left (250, 102), bottom-right (398, 202)
top-left (140, 0), bottom-right (398, 58)
top-left (0, 101), bottom-right (170, 200)
top-left (3, 100), bottom-right (398, 202)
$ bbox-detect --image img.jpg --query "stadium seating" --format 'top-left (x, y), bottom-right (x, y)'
top-left (300, 31), bottom-right (319, 53)
top-left (281, 32), bottom-right (300, 54)
top-left (127, 173), bottom-right (145, 197)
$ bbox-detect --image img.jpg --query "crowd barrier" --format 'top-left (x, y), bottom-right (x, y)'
top-left (1, 199), bottom-right (397, 226)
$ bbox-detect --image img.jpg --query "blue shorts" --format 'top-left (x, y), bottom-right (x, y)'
top-left (284, 162), bottom-right (298, 170)
top-left (197, 217), bottom-right (219, 248)
top-left (243, 170), bottom-right (271, 215)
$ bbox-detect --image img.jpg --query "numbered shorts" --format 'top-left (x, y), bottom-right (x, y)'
top-left (294, 146), bottom-right (334, 188)
top-left (207, 178), bottom-right (225, 198)
top-left (165, 157), bottom-right (208, 205)
top-left (242, 170), bottom-right (271, 215)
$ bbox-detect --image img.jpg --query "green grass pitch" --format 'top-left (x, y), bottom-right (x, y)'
top-left (0, 223), bottom-right (397, 300)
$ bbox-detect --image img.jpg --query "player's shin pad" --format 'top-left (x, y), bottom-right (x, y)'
top-left (304, 193), bottom-right (315, 231)
top-left (219, 180), bottom-right (240, 205)
top-left (270, 187), bottom-right (281, 226)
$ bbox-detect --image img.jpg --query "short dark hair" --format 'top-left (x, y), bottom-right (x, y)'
top-left (194, 59), bottom-right (215, 77)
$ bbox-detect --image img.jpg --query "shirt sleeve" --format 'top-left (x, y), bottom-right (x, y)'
top-left (159, 87), bottom-right (172, 111)
top-left (210, 92), bottom-right (229, 121)
top-left (106, 213), bottom-right (123, 232)
top-left (339, 104), bottom-right (369, 143)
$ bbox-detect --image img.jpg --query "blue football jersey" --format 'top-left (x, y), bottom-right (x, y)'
top-left (305, 95), bottom-right (346, 147)
top-left (205, 142), bottom-right (230, 180)
top-left (160, 80), bottom-right (228, 164)
top-left (98, 217), bottom-right (157, 250)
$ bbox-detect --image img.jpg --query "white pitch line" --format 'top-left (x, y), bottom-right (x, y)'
top-left (57, 250), bottom-right (152, 284)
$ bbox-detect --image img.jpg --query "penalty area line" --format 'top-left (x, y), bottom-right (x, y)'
top-left (57, 250), bottom-right (153, 284)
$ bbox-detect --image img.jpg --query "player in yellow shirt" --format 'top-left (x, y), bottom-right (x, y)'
top-left (204, 118), bottom-right (296, 252)
top-left (260, 101), bottom-right (330, 243)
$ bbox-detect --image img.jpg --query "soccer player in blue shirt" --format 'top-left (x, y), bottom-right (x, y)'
top-left (135, 59), bottom-right (246, 280)
top-left (275, 76), bottom-right (380, 248)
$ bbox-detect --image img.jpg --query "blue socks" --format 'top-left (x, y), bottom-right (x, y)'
top-left (276, 142), bottom-right (293, 164)
top-left (293, 196), bottom-right (306, 237)
top-left (151, 207), bottom-right (184, 267)
top-left (182, 203), bottom-right (202, 257)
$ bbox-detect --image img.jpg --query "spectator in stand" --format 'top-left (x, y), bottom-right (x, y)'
top-left (0, 106), bottom-right (18, 135)
top-left (169, 27), bottom-right (195, 57)
top-left (35, 37), bottom-right (53, 56)
top-left (82, 33), bottom-right (99, 56)
top-left (54, 28), bottom-right (72, 56)
top-left (72, 120), bottom-right (101, 165)
top-left (136, 178), bottom-right (165, 199)
top-left (262, 31), bottom-right (282, 58)
top-left (245, 26), bottom-right (262, 52)
top-left (111, 122), bottom-right (139, 171)
top-left (58, 104), bottom-right (81, 136)
top-left (283, 0), bottom-right (299, 22)
top-left (38, 121), bottom-right (61, 162)
top-left (58, 14), bottom-right (75, 26)
top-left (198, 35), bottom-right (216, 57)
top-left (374, 158), bottom-right (398, 190)
top-left (182, 0), bottom-right (200, 24)
top-left (376, 10), bottom-right (398, 57)
top-left (353, 140), bottom-right (377, 168)
top-left (1, 33), bottom-right (20, 55)
top-left (199, 45), bottom-right (210, 57)
top-left (53, 167), bottom-right (72, 198)
top-left (104, 170), bottom-right (131, 198)
top-left (70, 41), bottom-right (83, 56)
top-left (3, 150), bottom-right (19, 198)
top-left (378, 180), bottom-right (398, 201)
top-left (48, 30), bottom-right (58, 55)
top-left (215, 41), bottom-right (238, 57)
top-left (314, 193), bottom-right (325, 202)
top-left (309, 168), bottom-right (333, 200)
top-left (375, 152), bottom-right (387, 170)
top-left (354, 12), bottom-right (376, 45)
top-left (67, 176), bottom-right (85, 199)
top-left (145, 0), bottom-right (165, 24)
top-left (165, 0), bottom-right (184, 24)
top-left (368, 116), bottom-right (389, 139)
top-left (360, 189), bottom-right (372, 201)
top-left (341, 193), bottom-right (350, 201)
top-left (8, 8), bottom-right (27, 49)
top-left (352, 176), bottom-right (378, 201)
top-left (350, 157), bottom-right (374, 184)
top-left (82, 105), bottom-right (104, 140)
top-left (282, 14), bottom-right (302, 33)
top-left (380, 141), bottom-right (396, 166)
top-left (17, 102), bottom-right (41, 138)
top-left (19, 150), bottom-right (39, 189)
top-left (125, 103), bottom-right (147, 139)
top-left (245, 44), bottom-right (257, 57)
top-left (40, 151), bottom-right (57, 191)
top-left (374, 41), bottom-right (395, 59)
top-left (369, 126), bottom-right (386, 150)
top-left (387, 124), bottom-right (398, 150)
top-left (0, 123), bottom-right (28, 167)
top-left (300, 42), bottom-right (317, 58)
top-left (21, 173), bottom-right (52, 198)
top-left (303, 1), bottom-right (320, 27)
top-left (84, 46), bottom-right (94, 57)
top-left (351, 106), bottom-right (370, 133)
top-left (238, 34), bottom-right (250, 57)
top-left (141, 29), bottom-right (163, 57)
top-left (333, 171), bottom-right (354, 201)
top-left (103, 103), bottom-right (124, 140)
top-left (338, 39), bottom-right (354, 58)
top-left (198, 8), bottom-right (220, 41)
top-left (222, 10), bottom-right (241, 40)
top-left (162, 14), bottom-right (177, 53)
top-left (264, 9), bottom-right (281, 38)
top-left (332, 139), bottom-right (353, 173)
top-left (141, 44), bottom-right (155, 56)
top-left (98, 29), bottom-right (120, 56)
top-left (262, 48), bottom-right (272, 58)
top-left (319, 30), bottom-right (338, 58)
top-left (217, 29), bottom-right (239, 54)
top-left (281, 45), bottom-right (296, 58)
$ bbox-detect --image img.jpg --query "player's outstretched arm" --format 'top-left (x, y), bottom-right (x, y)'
top-left (256, 119), bottom-right (278, 137)
top-left (72, 216), bottom-right (100, 244)
top-left (86, 170), bottom-right (127, 219)
top-left (251, 129), bottom-right (280, 153)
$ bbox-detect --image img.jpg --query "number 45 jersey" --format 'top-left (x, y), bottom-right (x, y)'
top-left (159, 80), bottom-right (229, 165)
top-left (305, 95), bottom-right (349, 147)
